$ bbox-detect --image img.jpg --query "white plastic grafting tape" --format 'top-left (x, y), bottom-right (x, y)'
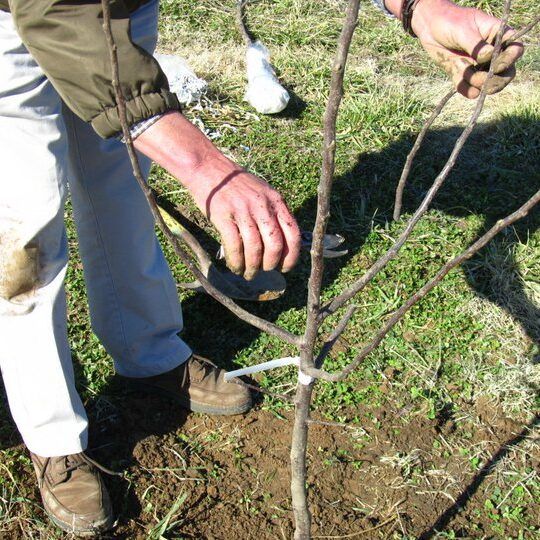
top-left (298, 370), bottom-right (314, 386)
top-left (244, 41), bottom-right (290, 114)
top-left (224, 356), bottom-right (314, 385)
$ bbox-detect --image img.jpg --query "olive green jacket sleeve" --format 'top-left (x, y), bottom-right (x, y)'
top-left (8, 0), bottom-right (180, 138)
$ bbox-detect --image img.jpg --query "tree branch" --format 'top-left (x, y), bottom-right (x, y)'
top-left (393, 89), bottom-right (456, 221)
top-left (504, 14), bottom-right (540, 44)
top-left (314, 304), bottom-right (357, 368)
top-left (300, 0), bottom-right (360, 366)
top-left (100, 0), bottom-right (300, 347)
top-left (291, 2), bottom-right (360, 539)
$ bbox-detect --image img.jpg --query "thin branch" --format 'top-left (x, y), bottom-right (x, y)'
top-left (305, 0), bottom-right (516, 382)
top-left (393, 89), bottom-right (456, 221)
top-left (291, 3), bottom-right (361, 539)
top-left (504, 14), bottom-right (540, 44)
top-left (320, 7), bottom-right (513, 323)
top-left (306, 186), bottom-right (539, 382)
top-left (393, 14), bottom-right (540, 223)
top-left (315, 304), bottom-right (357, 368)
top-left (100, 0), bottom-right (300, 347)
top-left (236, 0), bottom-right (255, 45)
top-left (300, 0), bottom-right (360, 366)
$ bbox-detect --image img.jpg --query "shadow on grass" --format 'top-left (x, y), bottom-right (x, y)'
top-left (419, 413), bottom-right (540, 539)
top-left (172, 111), bottom-right (539, 372)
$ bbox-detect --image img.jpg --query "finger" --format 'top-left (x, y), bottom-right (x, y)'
top-left (487, 65), bottom-right (517, 94)
top-left (273, 198), bottom-right (301, 273)
top-left (456, 78), bottom-right (480, 99)
top-left (255, 204), bottom-right (285, 272)
top-left (216, 217), bottom-right (245, 275)
top-left (492, 41), bottom-right (523, 74)
top-left (463, 65), bottom-right (489, 89)
top-left (460, 24), bottom-right (523, 71)
top-left (446, 57), bottom-right (481, 99)
top-left (464, 64), bottom-right (516, 94)
top-left (475, 26), bottom-right (524, 71)
top-left (467, 39), bottom-right (495, 66)
top-left (235, 214), bottom-right (263, 280)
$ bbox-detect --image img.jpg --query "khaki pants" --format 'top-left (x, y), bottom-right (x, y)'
top-left (0, 0), bottom-right (191, 457)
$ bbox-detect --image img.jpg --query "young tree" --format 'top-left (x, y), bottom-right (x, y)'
top-left (101, 0), bottom-right (538, 537)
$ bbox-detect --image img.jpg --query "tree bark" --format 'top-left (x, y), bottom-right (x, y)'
top-left (290, 381), bottom-right (314, 540)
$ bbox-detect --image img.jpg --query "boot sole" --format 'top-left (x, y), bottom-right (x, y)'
top-left (45, 506), bottom-right (115, 537)
top-left (126, 380), bottom-right (253, 416)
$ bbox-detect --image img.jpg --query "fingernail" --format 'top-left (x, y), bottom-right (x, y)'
top-left (228, 264), bottom-right (244, 275)
top-left (244, 269), bottom-right (258, 281)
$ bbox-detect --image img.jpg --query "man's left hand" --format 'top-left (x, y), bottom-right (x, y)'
top-left (385, 0), bottom-right (524, 98)
top-left (412, 0), bottom-right (524, 98)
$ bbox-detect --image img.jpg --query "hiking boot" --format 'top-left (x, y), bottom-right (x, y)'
top-left (29, 451), bottom-right (116, 536)
top-left (124, 355), bottom-right (252, 416)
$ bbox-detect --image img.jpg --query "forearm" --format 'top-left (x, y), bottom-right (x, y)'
top-left (133, 111), bottom-right (242, 197)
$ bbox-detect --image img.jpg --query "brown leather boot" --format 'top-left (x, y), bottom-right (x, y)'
top-left (123, 354), bottom-right (252, 415)
top-left (29, 451), bottom-right (115, 536)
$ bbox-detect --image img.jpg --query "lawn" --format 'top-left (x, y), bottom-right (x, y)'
top-left (1, 0), bottom-right (539, 538)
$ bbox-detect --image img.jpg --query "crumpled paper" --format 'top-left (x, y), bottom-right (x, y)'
top-left (155, 53), bottom-right (208, 105)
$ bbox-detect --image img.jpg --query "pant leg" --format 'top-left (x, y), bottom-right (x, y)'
top-left (0, 10), bottom-right (88, 456)
top-left (63, 0), bottom-right (192, 378)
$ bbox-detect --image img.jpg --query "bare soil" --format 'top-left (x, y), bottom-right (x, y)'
top-left (2, 380), bottom-right (538, 539)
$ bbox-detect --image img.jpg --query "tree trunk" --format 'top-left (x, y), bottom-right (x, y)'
top-left (290, 381), bottom-right (314, 539)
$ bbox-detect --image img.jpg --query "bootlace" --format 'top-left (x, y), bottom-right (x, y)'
top-left (40, 452), bottom-right (122, 485)
top-left (191, 355), bottom-right (220, 380)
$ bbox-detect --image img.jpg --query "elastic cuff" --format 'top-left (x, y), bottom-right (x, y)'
top-left (118, 113), bottom-right (164, 143)
top-left (91, 90), bottom-right (181, 139)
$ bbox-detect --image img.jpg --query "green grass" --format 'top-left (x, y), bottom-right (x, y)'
top-left (1, 0), bottom-right (539, 537)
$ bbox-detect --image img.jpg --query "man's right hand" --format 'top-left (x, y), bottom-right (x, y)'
top-left (134, 111), bottom-right (301, 280)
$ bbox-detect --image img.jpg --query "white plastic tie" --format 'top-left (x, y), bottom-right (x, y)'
top-left (224, 356), bottom-right (314, 385)
top-left (298, 369), bottom-right (315, 386)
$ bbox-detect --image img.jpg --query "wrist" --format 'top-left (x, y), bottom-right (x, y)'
top-left (411, 0), bottom-right (454, 39)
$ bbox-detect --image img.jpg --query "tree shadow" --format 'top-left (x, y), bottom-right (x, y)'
top-left (172, 111), bottom-right (539, 372)
top-left (419, 413), bottom-right (540, 539)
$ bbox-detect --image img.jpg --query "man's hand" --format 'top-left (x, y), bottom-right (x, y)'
top-left (385, 0), bottom-right (524, 98)
top-left (134, 112), bottom-right (301, 280)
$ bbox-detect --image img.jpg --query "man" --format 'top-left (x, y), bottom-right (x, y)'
top-left (0, 0), bottom-right (523, 535)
